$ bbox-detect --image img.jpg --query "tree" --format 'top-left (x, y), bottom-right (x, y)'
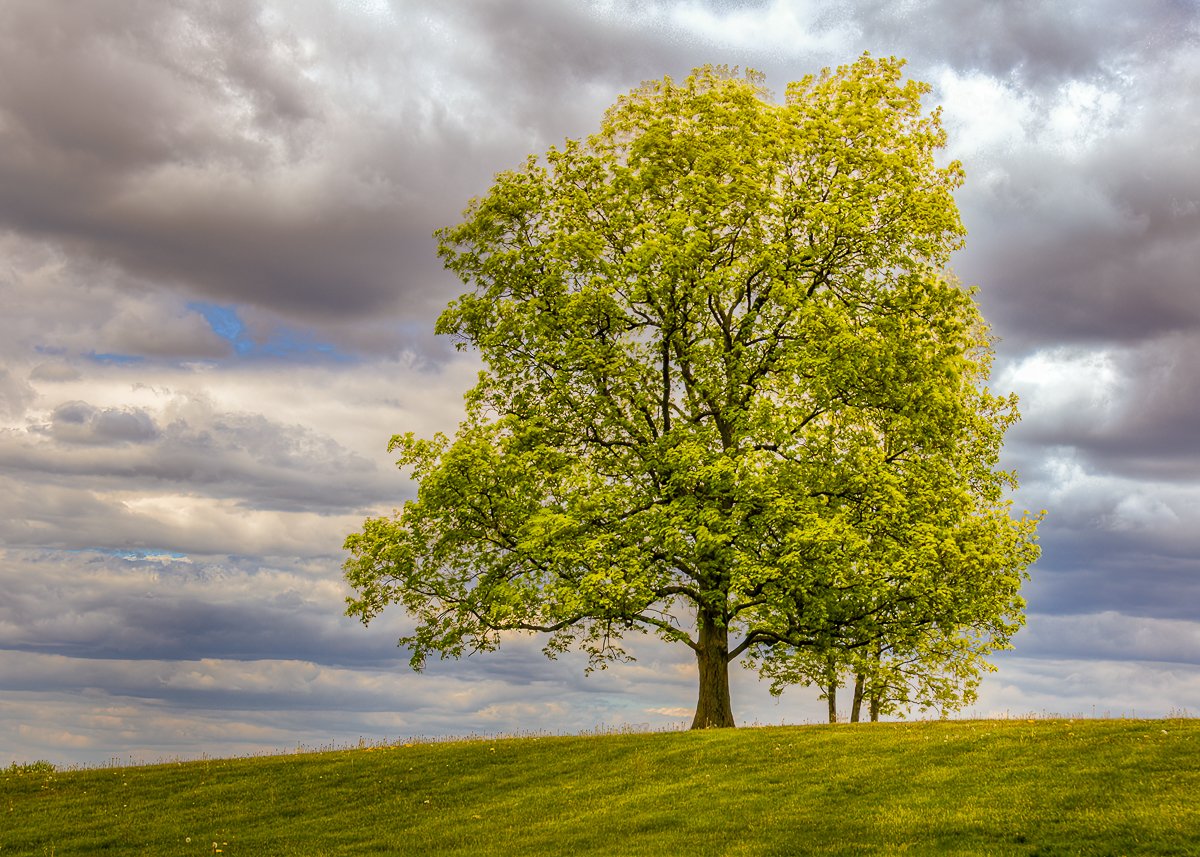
top-left (760, 626), bottom-right (1017, 724)
top-left (343, 55), bottom-right (1041, 729)
top-left (743, 340), bottom-right (1043, 721)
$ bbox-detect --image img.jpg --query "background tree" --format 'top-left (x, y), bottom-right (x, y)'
top-left (343, 56), bottom-right (1041, 729)
top-left (761, 627), bottom-right (1019, 723)
top-left (744, 336), bottom-right (1043, 721)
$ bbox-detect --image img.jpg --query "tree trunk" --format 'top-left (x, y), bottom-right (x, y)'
top-left (690, 611), bottom-right (735, 729)
top-left (822, 654), bottom-right (840, 723)
top-left (867, 643), bottom-right (883, 722)
top-left (850, 672), bottom-right (865, 723)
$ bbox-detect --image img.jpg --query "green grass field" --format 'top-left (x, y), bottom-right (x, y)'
top-left (3, 718), bottom-right (1197, 856)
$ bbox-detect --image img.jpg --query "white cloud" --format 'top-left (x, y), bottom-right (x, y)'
top-left (938, 69), bottom-right (1124, 161)
top-left (1046, 79), bottom-right (1123, 155)
top-left (667, 0), bottom-right (853, 57)
top-left (938, 69), bottom-right (1034, 155)
top-left (1000, 347), bottom-right (1122, 439)
top-left (976, 655), bottom-right (1200, 719)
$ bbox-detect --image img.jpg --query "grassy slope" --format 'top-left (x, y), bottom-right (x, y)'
top-left (3, 719), bottom-right (1198, 856)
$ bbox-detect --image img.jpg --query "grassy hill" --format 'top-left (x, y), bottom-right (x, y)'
top-left (4, 718), bottom-right (1198, 856)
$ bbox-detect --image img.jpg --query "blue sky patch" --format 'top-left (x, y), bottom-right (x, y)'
top-left (65, 548), bottom-right (193, 564)
top-left (188, 301), bottom-right (352, 362)
top-left (87, 351), bottom-right (147, 365)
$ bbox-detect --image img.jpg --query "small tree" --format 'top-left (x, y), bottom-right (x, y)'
top-left (744, 341), bottom-right (1042, 720)
top-left (759, 629), bottom-right (1015, 723)
top-left (343, 56), bottom-right (1041, 729)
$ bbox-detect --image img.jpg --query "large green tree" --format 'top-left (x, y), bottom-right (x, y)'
top-left (344, 56), bottom-right (1041, 729)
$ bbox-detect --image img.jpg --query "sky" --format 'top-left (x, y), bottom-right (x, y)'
top-left (2, 0), bottom-right (1199, 766)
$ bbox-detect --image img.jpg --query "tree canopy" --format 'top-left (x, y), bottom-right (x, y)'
top-left (343, 55), bottom-right (1042, 729)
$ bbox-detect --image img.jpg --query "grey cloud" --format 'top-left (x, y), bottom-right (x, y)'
top-left (0, 0), bottom-right (706, 341)
top-left (28, 363), bottom-right (83, 383)
top-left (698, 0), bottom-right (777, 8)
top-left (2, 0), bottom-right (1196, 358)
top-left (1000, 338), bottom-right (1200, 483)
top-left (977, 655), bottom-right (1200, 719)
top-left (0, 0), bottom-right (451, 331)
top-left (0, 235), bottom-right (232, 364)
top-left (100, 307), bottom-right (234, 361)
top-left (1026, 547), bottom-right (1200, 621)
top-left (0, 551), bottom-right (407, 668)
top-left (951, 31), bottom-right (1200, 354)
top-left (0, 470), bottom-right (362, 557)
top-left (1016, 611), bottom-right (1200, 666)
top-left (2, 393), bottom-right (389, 516)
top-left (962, 151), bottom-right (1200, 351)
top-left (1078, 340), bottom-right (1200, 479)
top-left (0, 0), bottom-right (834, 355)
top-left (0, 661), bottom-right (661, 766)
top-left (0, 369), bottom-right (35, 418)
top-left (435, 1), bottom-right (690, 127)
top-left (47, 402), bottom-right (160, 446)
top-left (941, 23), bottom-right (1200, 583)
top-left (0, 627), bottom-right (789, 765)
top-left (852, 0), bottom-right (1199, 88)
top-left (0, 546), bottom-right (782, 764)
top-left (1004, 482), bottom-right (1200, 620)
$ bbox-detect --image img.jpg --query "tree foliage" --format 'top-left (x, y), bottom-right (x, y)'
top-left (343, 55), bottom-right (1041, 728)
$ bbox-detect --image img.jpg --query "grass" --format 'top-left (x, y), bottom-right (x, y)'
top-left (3, 718), bottom-right (1198, 855)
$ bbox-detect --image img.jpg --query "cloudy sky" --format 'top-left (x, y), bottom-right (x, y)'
top-left (2, 0), bottom-right (1199, 766)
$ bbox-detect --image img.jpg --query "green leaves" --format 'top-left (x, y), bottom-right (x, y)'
top-left (344, 54), bottom-right (1041, 720)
